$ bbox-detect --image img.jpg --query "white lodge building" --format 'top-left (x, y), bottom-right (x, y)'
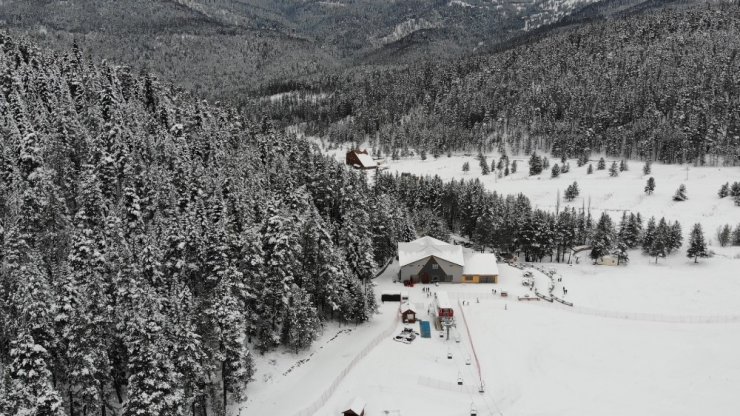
top-left (398, 236), bottom-right (499, 284)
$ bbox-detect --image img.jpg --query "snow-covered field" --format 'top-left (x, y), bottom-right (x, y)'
top-left (318, 142), bottom-right (740, 243)
top-left (312, 252), bottom-right (740, 416)
top-left (241, 141), bottom-right (740, 416)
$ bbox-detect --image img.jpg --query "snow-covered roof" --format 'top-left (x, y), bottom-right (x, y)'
top-left (355, 152), bottom-right (377, 168)
top-left (571, 245), bottom-right (592, 253)
top-left (462, 252), bottom-right (499, 276)
top-left (344, 397), bottom-right (365, 415)
top-left (398, 236), bottom-right (464, 267)
top-left (400, 302), bottom-right (416, 313)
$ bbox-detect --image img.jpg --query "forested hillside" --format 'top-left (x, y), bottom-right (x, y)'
top-left (268, 3), bottom-right (740, 165)
top-left (0, 0), bottom-right (616, 102)
top-left (0, 34), bottom-right (415, 415)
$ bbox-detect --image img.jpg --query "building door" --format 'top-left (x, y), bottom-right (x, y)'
top-left (419, 257), bottom-right (447, 283)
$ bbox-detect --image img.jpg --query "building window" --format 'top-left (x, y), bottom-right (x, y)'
top-left (432, 264), bottom-right (439, 270)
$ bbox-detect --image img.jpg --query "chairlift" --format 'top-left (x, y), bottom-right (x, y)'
top-left (470, 403), bottom-right (478, 416)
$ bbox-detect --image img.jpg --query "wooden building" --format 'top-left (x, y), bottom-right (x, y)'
top-left (461, 252), bottom-right (499, 283)
top-left (398, 237), bottom-right (499, 284)
top-left (400, 303), bottom-right (417, 323)
top-left (346, 150), bottom-right (377, 170)
top-left (398, 236), bottom-right (464, 284)
top-left (342, 397), bottom-right (366, 416)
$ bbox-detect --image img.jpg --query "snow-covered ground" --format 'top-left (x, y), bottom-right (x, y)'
top-left (242, 140), bottom-right (740, 415)
top-left (317, 142), bottom-right (740, 243)
top-left (312, 251), bottom-right (740, 416)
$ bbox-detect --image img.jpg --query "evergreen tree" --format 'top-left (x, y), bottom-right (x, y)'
top-left (420, 149), bottom-right (427, 160)
top-left (528, 153), bottom-right (542, 176)
top-left (462, 161), bottom-right (470, 173)
top-left (668, 221), bottom-right (683, 253)
top-left (648, 218), bottom-right (671, 263)
top-left (733, 224), bottom-right (740, 246)
top-left (0, 333), bottom-right (65, 416)
top-left (590, 213), bottom-right (615, 261)
top-left (511, 160), bottom-right (518, 174)
top-left (687, 223), bottom-right (708, 263)
top-left (478, 153), bottom-right (490, 175)
top-left (643, 161), bottom-right (652, 175)
top-left (561, 162), bottom-right (570, 174)
top-left (645, 177), bottom-right (655, 195)
top-left (564, 181), bottom-right (579, 201)
top-left (729, 182), bottom-right (740, 198)
top-left (597, 157), bottom-right (606, 170)
top-left (717, 224), bottom-right (732, 247)
top-left (551, 163), bottom-right (560, 178)
top-left (673, 184), bottom-right (688, 201)
top-left (718, 183), bottom-right (729, 198)
top-left (587, 164), bottom-right (594, 174)
top-left (619, 159), bottom-right (628, 172)
top-left (642, 217), bottom-right (657, 253)
top-left (609, 161), bottom-right (619, 177)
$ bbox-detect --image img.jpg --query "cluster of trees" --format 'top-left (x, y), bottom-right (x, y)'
top-left (716, 224), bottom-right (740, 247)
top-left (718, 181), bottom-right (740, 205)
top-left (376, 172), bottom-right (683, 265)
top-left (0, 35), bottom-right (414, 415)
top-left (641, 217), bottom-right (683, 263)
top-left (269, 4), bottom-right (740, 166)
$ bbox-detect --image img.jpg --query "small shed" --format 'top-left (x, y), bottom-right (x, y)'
top-left (596, 255), bottom-right (618, 266)
top-left (342, 397), bottom-right (366, 416)
top-left (346, 150), bottom-right (378, 170)
top-left (400, 303), bottom-right (417, 323)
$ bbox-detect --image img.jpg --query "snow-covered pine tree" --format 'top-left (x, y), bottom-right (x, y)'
top-left (590, 213), bottom-right (615, 261)
top-left (587, 164), bottom-right (594, 174)
top-left (642, 216), bottom-right (657, 253)
top-left (673, 184), bottom-right (688, 201)
top-left (624, 213), bottom-right (642, 249)
top-left (597, 157), bottom-right (606, 170)
top-left (511, 160), bottom-right (518, 174)
top-left (648, 218), bottom-right (671, 263)
top-left (0, 333), bottom-right (65, 416)
top-left (284, 285), bottom-right (320, 353)
top-left (609, 161), bottom-right (619, 177)
top-left (717, 224), bottom-right (732, 247)
top-left (462, 161), bottom-right (470, 173)
top-left (551, 163), bottom-right (560, 178)
top-left (687, 223), bottom-right (708, 263)
top-left (643, 161), bottom-right (652, 175)
top-left (478, 153), bottom-right (489, 175)
top-left (528, 153), bottom-right (543, 175)
top-left (668, 221), bottom-right (683, 253)
top-left (645, 177), bottom-right (655, 194)
top-left (718, 183), bottom-right (729, 198)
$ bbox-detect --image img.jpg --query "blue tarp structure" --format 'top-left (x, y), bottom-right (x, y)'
top-left (419, 320), bottom-right (431, 338)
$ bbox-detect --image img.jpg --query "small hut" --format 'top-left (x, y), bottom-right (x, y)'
top-left (342, 397), bottom-right (366, 416)
top-left (346, 150), bottom-right (377, 170)
top-left (400, 303), bottom-right (417, 323)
